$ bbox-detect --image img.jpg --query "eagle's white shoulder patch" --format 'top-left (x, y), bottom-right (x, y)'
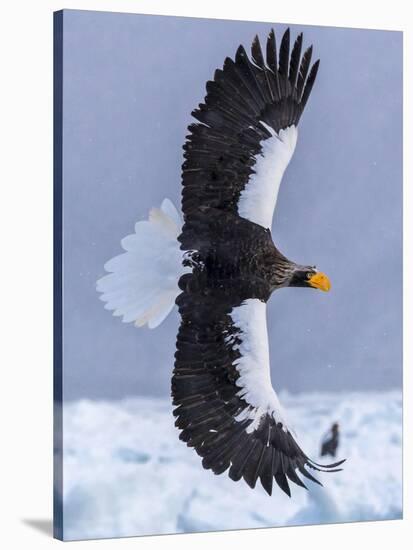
top-left (228, 299), bottom-right (291, 433)
top-left (237, 125), bottom-right (298, 229)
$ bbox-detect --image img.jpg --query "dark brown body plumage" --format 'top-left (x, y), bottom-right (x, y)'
top-left (180, 206), bottom-right (295, 302)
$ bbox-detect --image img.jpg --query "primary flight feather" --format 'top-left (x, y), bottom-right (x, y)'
top-left (97, 28), bottom-right (345, 497)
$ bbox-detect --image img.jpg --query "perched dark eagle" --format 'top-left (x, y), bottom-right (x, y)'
top-left (321, 423), bottom-right (340, 458)
top-left (97, 28), bottom-right (345, 497)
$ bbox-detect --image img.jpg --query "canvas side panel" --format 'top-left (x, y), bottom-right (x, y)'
top-left (53, 9), bottom-right (64, 542)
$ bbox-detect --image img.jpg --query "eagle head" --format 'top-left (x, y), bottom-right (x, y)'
top-left (288, 266), bottom-right (331, 292)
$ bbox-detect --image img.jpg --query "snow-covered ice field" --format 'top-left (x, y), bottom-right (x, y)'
top-left (62, 390), bottom-right (402, 540)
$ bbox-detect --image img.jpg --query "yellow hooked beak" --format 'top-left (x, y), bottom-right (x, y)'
top-left (308, 272), bottom-right (331, 292)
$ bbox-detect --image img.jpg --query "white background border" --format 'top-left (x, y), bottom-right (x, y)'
top-left (0, 1), bottom-right (411, 548)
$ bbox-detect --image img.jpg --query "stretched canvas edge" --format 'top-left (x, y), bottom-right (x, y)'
top-left (53, 8), bottom-right (64, 542)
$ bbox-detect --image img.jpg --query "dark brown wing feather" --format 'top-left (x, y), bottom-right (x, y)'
top-left (181, 28), bottom-right (320, 220)
top-left (172, 285), bottom-right (344, 497)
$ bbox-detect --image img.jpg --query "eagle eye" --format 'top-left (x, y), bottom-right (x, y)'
top-left (306, 272), bottom-right (313, 280)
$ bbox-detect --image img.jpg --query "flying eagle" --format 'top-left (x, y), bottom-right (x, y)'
top-left (97, 28), bottom-right (345, 497)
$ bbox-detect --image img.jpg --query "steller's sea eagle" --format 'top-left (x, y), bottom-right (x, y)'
top-left (321, 422), bottom-right (340, 458)
top-left (97, 28), bottom-right (345, 497)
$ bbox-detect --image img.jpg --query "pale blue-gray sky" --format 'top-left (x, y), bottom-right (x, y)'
top-left (61, 10), bottom-right (402, 401)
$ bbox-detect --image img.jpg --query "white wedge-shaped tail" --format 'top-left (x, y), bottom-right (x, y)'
top-left (96, 198), bottom-right (189, 329)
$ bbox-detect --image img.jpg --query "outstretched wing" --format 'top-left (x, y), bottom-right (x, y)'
top-left (172, 293), bottom-right (344, 496)
top-left (181, 28), bottom-right (319, 229)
